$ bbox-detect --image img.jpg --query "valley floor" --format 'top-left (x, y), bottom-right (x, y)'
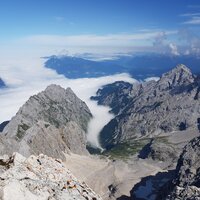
top-left (64, 153), bottom-right (165, 199)
top-left (64, 128), bottom-right (200, 200)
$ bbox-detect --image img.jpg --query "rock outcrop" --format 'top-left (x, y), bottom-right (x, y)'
top-left (160, 136), bottom-right (200, 199)
top-left (0, 152), bottom-right (102, 200)
top-left (92, 65), bottom-right (200, 148)
top-left (1, 84), bottom-right (92, 159)
top-left (91, 81), bottom-right (133, 115)
top-left (138, 138), bottom-right (178, 162)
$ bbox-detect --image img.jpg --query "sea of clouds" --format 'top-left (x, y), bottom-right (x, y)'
top-left (0, 58), bottom-right (137, 148)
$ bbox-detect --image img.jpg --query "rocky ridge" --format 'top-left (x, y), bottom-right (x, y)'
top-left (0, 152), bottom-right (102, 200)
top-left (92, 65), bottom-right (200, 148)
top-left (1, 84), bottom-right (92, 159)
top-left (156, 136), bottom-right (200, 199)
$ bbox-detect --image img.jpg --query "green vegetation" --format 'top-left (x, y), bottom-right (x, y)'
top-left (16, 123), bottom-right (30, 139)
top-left (102, 138), bottom-right (151, 160)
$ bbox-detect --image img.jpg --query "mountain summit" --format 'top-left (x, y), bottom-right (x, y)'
top-left (159, 64), bottom-right (194, 89)
top-left (91, 65), bottom-right (200, 148)
top-left (1, 85), bottom-right (92, 159)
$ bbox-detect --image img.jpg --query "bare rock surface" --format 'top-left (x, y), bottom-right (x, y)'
top-left (92, 65), bottom-right (200, 148)
top-left (64, 153), bottom-right (164, 200)
top-left (0, 152), bottom-right (102, 200)
top-left (1, 84), bottom-right (92, 159)
top-left (157, 136), bottom-right (200, 199)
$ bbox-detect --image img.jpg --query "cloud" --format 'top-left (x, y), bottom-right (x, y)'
top-left (180, 13), bottom-right (200, 17)
top-left (0, 58), bottom-right (137, 148)
top-left (178, 28), bottom-right (200, 55)
top-left (183, 16), bottom-right (200, 25)
top-left (153, 31), bottom-right (167, 47)
top-left (180, 12), bottom-right (200, 25)
top-left (144, 77), bottom-right (160, 82)
top-left (169, 43), bottom-right (180, 55)
top-left (55, 16), bottom-right (65, 21)
top-left (18, 31), bottom-right (176, 47)
top-left (152, 32), bottom-right (181, 55)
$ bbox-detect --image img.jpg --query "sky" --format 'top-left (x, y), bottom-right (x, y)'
top-left (0, 0), bottom-right (200, 148)
top-left (0, 0), bottom-right (200, 58)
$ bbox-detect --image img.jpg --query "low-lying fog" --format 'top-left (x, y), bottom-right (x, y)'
top-left (0, 58), bottom-right (137, 148)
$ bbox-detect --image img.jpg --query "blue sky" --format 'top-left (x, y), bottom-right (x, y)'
top-left (0, 0), bottom-right (200, 36)
top-left (0, 0), bottom-right (200, 58)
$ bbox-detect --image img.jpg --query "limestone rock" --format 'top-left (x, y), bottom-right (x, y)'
top-left (1, 85), bottom-right (92, 159)
top-left (139, 139), bottom-right (178, 162)
top-left (159, 136), bottom-right (200, 199)
top-left (0, 153), bottom-right (102, 200)
top-left (92, 65), bottom-right (200, 148)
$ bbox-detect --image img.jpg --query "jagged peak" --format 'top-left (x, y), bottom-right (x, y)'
top-left (161, 64), bottom-right (193, 78)
top-left (159, 64), bottom-right (194, 87)
top-left (43, 84), bottom-right (75, 99)
top-left (171, 64), bottom-right (192, 74)
top-left (45, 84), bottom-right (73, 92)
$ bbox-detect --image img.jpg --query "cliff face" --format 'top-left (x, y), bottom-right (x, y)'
top-left (0, 152), bottom-right (102, 200)
top-left (92, 65), bottom-right (200, 148)
top-left (1, 84), bottom-right (92, 159)
top-left (156, 136), bottom-right (200, 200)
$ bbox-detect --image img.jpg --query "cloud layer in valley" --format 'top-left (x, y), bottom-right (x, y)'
top-left (0, 59), bottom-right (137, 148)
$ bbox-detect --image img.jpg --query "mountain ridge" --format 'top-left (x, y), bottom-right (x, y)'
top-left (91, 64), bottom-right (200, 149)
top-left (1, 84), bottom-right (92, 159)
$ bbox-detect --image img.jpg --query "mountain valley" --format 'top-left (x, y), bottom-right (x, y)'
top-left (0, 65), bottom-right (200, 200)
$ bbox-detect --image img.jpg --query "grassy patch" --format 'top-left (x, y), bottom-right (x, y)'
top-left (102, 138), bottom-right (151, 160)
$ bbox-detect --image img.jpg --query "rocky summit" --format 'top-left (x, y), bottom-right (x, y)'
top-left (92, 64), bottom-right (200, 148)
top-left (0, 152), bottom-right (102, 200)
top-left (1, 84), bottom-right (92, 159)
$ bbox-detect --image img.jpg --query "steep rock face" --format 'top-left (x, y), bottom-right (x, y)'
top-left (159, 136), bottom-right (200, 199)
top-left (91, 81), bottom-right (133, 114)
top-left (92, 65), bottom-right (200, 148)
top-left (0, 153), bottom-right (102, 200)
top-left (2, 85), bottom-right (92, 159)
top-left (138, 139), bottom-right (178, 162)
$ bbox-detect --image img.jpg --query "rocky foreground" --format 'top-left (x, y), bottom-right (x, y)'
top-left (0, 65), bottom-right (200, 200)
top-left (157, 136), bottom-right (200, 199)
top-left (0, 152), bottom-right (102, 200)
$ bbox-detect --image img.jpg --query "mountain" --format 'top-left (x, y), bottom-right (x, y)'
top-left (121, 54), bottom-right (200, 79)
top-left (0, 78), bottom-right (6, 88)
top-left (157, 136), bottom-right (200, 199)
top-left (91, 65), bottom-right (200, 149)
top-left (44, 54), bottom-right (200, 79)
top-left (91, 81), bottom-right (133, 115)
top-left (1, 84), bottom-right (92, 159)
top-left (0, 152), bottom-right (102, 200)
top-left (45, 55), bottom-right (126, 78)
top-left (0, 121), bottom-right (9, 132)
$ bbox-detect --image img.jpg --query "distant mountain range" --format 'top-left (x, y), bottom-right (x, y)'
top-left (45, 54), bottom-right (200, 79)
